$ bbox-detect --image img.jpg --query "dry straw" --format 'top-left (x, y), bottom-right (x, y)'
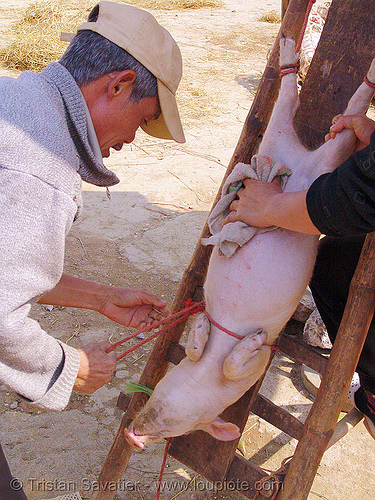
top-left (132, 0), bottom-right (223, 8)
top-left (260, 10), bottom-right (282, 23)
top-left (0, 0), bottom-right (223, 72)
top-left (0, 0), bottom-right (94, 72)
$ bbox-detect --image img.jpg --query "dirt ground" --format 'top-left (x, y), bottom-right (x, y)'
top-left (0, 1), bottom-right (375, 499)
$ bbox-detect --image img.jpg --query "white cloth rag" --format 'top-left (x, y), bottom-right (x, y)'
top-left (202, 155), bottom-right (291, 258)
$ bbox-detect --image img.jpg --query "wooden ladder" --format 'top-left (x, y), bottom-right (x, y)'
top-left (91, 1), bottom-right (375, 499)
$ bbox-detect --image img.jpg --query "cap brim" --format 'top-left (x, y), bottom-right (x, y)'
top-left (140, 79), bottom-right (185, 143)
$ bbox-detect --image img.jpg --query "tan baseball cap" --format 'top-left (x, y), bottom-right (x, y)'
top-left (77, 1), bottom-right (185, 143)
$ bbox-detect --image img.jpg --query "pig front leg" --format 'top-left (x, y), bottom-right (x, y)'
top-left (223, 330), bottom-right (271, 383)
top-left (309, 56), bottom-right (375, 179)
top-left (185, 312), bottom-right (210, 361)
top-left (344, 57), bottom-right (375, 116)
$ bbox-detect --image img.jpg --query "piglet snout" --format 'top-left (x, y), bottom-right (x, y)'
top-left (124, 427), bottom-right (148, 449)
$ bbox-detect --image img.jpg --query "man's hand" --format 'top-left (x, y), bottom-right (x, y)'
top-left (98, 287), bottom-right (170, 330)
top-left (73, 341), bottom-right (117, 394)
top-left (325, 114), bottom-right (375, 150)
top-left (224, 177), bottom-right (320, 235)
top-left (225, 177), bottom-right (283, 228)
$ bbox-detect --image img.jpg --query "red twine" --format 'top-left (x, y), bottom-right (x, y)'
top-left (296, 0), bottom-right (317, 53)
top-left (107, 298), bottom-right (279, 361)
top-left (280, 67), bottom-right (299, 77)
top-left (279, 0), bottom-right (316, 78)
top-left (107, 299), bottom-right (205, 361)
top-left (364, 75), bottom-right (375, 89)
top-left (156, 438), bottom-right (172, 500)
top-left (204, 310), bottom-right (243, 339)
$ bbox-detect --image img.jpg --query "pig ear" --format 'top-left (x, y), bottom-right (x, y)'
top-left (199, 417), bottom-right (240, 441)
top-left (185, 312), bottom-right (210, 361)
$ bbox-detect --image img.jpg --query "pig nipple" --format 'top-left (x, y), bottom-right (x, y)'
top-left (247, 265), bottom-right (251, 270)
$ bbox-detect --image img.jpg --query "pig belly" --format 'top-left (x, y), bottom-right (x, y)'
top-left (204, 229), bottom-right (319, 342)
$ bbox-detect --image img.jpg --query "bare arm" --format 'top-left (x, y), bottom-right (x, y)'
top-left (38, 274), bottom-right (170, 329)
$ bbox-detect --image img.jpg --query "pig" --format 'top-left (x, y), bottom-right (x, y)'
top-left (124, 38), bottom-right (375, 449)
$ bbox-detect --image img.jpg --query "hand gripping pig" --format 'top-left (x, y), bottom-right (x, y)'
top-left (124, 39), bottom-right (375, 449)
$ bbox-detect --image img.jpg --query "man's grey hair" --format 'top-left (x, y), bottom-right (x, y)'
top-left (59, 30), bottom-right (158, 102)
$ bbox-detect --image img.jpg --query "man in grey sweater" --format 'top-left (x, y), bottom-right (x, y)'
top-left (0, 2), bottom-right (185, 498)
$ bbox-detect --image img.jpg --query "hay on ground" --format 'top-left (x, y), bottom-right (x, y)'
top-left (0, 0), bottom-right (94, 72)
top-left (0, 0), bottom-right (223, 73)
top-left (259, 10), bottom-right (282, 23)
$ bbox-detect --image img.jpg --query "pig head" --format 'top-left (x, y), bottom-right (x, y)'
top-left (125, 313), bottom-right (271, 449)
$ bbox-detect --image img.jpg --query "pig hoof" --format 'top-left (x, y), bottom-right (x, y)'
top-left (223, 330), bottom-right (270, 381)
top-left (279, 37), bottom-right (299, 67)
top-left (185, 312), bottom-right (210, 361)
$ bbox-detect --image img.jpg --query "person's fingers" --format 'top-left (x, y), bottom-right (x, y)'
top-left (331, 113), bottom-right (343, 125)
top-left (229, 199), bottom-right (239, 212)
top-left (224, 210), bottom-right (237, 225)
top-left (98, 340), bottom-right (113, 351)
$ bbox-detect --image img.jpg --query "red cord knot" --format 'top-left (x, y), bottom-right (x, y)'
top-left (184, 298), bottom-right (205, 312)
top-left (280, 62), bottom-right (300, 77)
top-left (364, 75), bottom-right (375, 89)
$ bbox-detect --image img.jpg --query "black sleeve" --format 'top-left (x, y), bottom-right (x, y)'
top-left (306, 131), bottom-right (375, 237)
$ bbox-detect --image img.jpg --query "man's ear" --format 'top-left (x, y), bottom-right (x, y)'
top-left (107, 70), bottom-right (136, 100)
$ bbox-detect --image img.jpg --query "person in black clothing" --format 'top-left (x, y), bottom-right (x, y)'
top-left (225, 113), bottom-right (375, 438)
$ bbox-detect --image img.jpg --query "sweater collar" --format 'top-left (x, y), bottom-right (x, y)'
top-left (40, 62), bottom-right (120, 187)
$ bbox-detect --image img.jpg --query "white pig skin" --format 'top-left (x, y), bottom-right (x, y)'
top-left (124, 39), bottom-right (375, 449)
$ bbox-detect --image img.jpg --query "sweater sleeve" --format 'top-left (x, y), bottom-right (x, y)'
top-left (306, 131), bottom-right (375, 236)
top-left (0, 168), bottom-right (81, 411)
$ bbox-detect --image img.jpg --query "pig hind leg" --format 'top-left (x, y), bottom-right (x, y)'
top-left (223, 330), bottom-right (271, 383)
top-left (259, 38), bottom-right (303, 160)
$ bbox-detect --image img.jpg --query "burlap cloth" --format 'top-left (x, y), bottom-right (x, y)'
top-left (202, 155), bottom-right (291, 258)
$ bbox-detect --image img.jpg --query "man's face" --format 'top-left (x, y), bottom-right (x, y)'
top-left (94, 95), bottom-right (161, 158)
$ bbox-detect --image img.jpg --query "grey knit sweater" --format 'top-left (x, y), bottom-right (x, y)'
top-left (0, 63), bottom-right (119, 410)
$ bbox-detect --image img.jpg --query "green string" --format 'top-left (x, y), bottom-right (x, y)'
top-left (124, 381), bottom-right (153, 396)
